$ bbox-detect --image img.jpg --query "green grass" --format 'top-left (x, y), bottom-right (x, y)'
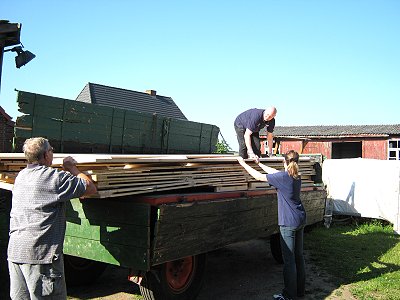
top-left (306, 219), bottom-right (400, 300)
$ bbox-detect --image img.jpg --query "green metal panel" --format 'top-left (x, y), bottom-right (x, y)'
top-left (14, 90), bottom-right (220, 154)
top-left (122, 111), bottom-right (164, 151)
top-left (63, 99), bottom-right (114, 119)
top-left (64, 198), bottom-right (151, 270)
top-left (32, 116), bottom-right (63, 139)
top-left (109, 108), bottom-right (126, 146)
top-left (17, 91), bottom-right (65, 118)
top-left (66, 218), bottom-right (148, 248)
top-left (167, 119), bottom-right (212, 153)
top-left (63, 236), bottom-right (149, 270)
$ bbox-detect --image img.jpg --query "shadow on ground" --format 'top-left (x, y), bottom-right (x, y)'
top-left (67, 238), bottom-right (343, 300)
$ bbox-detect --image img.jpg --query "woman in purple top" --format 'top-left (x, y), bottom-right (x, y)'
top-left (238, 150), bottom-right (306, 300)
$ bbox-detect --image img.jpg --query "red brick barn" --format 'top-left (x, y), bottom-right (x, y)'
top-left (0, 106), bottom-right (15, 152)
top-left (260, 125), bottom-right (400, 160)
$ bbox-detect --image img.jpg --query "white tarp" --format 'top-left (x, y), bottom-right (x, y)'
top-left (322, 158), bottom-right (400, 233)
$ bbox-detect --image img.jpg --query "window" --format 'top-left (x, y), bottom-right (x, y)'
top-left (388, 139), bottom-right (400, 160)
top-left (332, 142), bottom-right (362, 159)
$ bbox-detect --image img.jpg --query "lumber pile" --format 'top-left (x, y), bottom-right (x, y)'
top-left (15, 90), bottom-right (219, 154)
top-left (0, 154), bottom-right (318, 198)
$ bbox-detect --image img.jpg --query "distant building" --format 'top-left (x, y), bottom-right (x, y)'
top-left (260, 124), bottom-right (400, 160)
top-left (0, 106), bottom-right (15, 152)
top-left (76, 82), bottom-right (187, 120)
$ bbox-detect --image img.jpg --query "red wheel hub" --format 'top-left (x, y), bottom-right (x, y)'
top-left (165, 256), bottom-right (194, 292)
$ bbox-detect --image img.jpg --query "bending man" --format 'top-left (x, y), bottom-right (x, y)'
top-left (234, 106), bottom-right (277, 161)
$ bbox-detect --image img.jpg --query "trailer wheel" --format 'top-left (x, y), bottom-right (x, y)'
top-left (140, 254), bottom-right (207, 300)
top-left (270, 233), bottom-right (283, 264)
top-left (64, 255), bottom-right (107, 286)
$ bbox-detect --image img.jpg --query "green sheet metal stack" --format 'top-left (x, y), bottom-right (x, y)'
top-left (14, 91), bottom-right (220, 154)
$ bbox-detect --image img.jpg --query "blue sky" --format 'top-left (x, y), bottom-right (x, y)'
top-left (1, 1), bottom-right (399, 151)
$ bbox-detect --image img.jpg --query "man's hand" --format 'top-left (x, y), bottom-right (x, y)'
top-left (62, 156), bottom-right (78, 172)
top-left (247, 152), bottom-right (260, 164)
top-left (63, 156), bottom-right (97, 196)
top-left (62, 156), bottom-right (82, 177)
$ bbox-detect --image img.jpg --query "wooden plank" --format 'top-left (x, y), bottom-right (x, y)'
top-left (0, 182), bottom-right (13, 191)
top-left (151, 189), bottom-right (326, 265)
top-left (248, 182), bottom-right (271, 190)
top-left (0, 153), bottom-right (312, 163)
top-left (0, 153), bottom-right (320, 198)
top-left (151, 195), bottom-right (279, 264)
top-left (95, 182), bottom-right (193, 198)
top-left (96, 178), bottom-right (188, 189)
top-left (215, 184), bottom-right (249, 192)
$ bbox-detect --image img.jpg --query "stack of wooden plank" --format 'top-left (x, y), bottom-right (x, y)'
top-left (15, 91), bottom-right (219, 154)
top-left (0, 154), bottom-right (318, 198)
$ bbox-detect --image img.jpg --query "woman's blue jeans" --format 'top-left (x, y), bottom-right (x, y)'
top-left (279, 224), bottom-right (306, 300)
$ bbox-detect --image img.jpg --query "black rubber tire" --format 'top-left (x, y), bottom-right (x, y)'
top-left (64, 255), bottom-right (108, 286)
top-left (270, 233), bottom-right (284, 264)
top-left (140, 254), bottom-right (207, 300)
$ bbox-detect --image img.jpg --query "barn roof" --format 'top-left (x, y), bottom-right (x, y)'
top-left (76, 82), bottom-right (187, 120)
top-left (260, 124), bottom-right (400, 138)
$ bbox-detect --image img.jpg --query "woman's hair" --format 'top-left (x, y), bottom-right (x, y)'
top-left (23, 137), bottom-right (51, 163)
top-left (284, 150), bottom-right (300, 179)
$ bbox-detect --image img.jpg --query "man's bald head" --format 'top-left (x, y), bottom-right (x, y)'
top-left (264, 106), bottom-right (277, 121)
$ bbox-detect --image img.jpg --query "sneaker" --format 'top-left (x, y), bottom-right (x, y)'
top-left (273, 294), bottom-right (291, 300)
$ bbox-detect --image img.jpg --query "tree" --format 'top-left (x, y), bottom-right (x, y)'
top-left (214, 138), bottom-right (232, 154)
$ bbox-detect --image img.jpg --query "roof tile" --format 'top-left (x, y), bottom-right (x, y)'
top-left (260, 124), bottom-right (400, 137)
top-left (76, 83), bottom-right (187, 120)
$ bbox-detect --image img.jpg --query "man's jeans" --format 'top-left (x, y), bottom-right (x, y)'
top-left (280, 225), bottom-right (306, 300)
top-left (234, 125), bottom-right (261, 158)
top-left (8, 254), bottom-right (67, 300)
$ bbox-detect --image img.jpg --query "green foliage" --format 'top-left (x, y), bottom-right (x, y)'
top-left (306, 220), bottom-right (400, 299)
top-left (214, 139), bottom-right (232, 154)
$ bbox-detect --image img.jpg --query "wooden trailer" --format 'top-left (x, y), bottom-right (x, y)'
top-left (0, 90), bottom-right (327, 300)
top-left (0, 185), bottom-right (326, 300)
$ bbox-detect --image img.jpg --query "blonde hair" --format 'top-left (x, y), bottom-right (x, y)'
top-left (23, 137), bottom-right (51, 163)
top-left (284, 150), bottom-right (300, 179)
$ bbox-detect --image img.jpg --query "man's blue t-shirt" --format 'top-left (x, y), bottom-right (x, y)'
top-left (266, 171), bottom-right (306, 227)
top-left (234, 108), bottom-right (275, 133)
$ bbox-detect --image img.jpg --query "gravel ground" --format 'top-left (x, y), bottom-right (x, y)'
top-left (67, 239), bottom-right (355, 300)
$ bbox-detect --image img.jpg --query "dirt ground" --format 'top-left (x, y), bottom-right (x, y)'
top-left (67, 239), bottom-right (356, 300)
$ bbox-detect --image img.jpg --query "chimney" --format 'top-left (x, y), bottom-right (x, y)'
top-left (145, 90), bottom-right (157, 96)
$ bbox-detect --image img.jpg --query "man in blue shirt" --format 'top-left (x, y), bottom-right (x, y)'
top-left (234, 107), bottom-right (277, 162)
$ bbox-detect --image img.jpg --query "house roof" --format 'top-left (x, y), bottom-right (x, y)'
top-left (260, 124), bottom-right (400, 138)
top-left (76, 83), bottom-right (187, 120)
top-left (0, 106), bottom-right (15, 126)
